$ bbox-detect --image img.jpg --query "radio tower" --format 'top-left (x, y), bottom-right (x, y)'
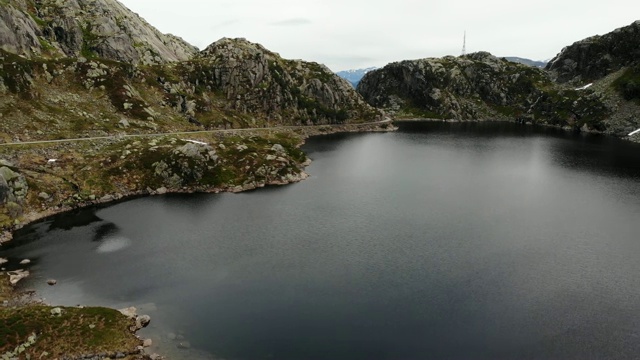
top-left (461, 31), bottom-right (466, 56)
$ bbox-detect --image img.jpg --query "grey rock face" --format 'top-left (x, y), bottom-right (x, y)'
top-left (546, 21), bottom-right (640, 83)
top-left (0, 4), bottom-right (42, 56)
top-left (0, 0), bottom-right (198, 64)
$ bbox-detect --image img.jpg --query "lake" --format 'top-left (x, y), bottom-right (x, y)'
top-left (3, 122), bottom-right (640, 359)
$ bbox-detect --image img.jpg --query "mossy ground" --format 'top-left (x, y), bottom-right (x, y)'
top-left (0, 303), bottom-right (140, 358)
top-left (0, 273), bottom-right (141, 358)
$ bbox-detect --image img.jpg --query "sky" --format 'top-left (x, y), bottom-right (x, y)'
top-left (118, 0), bottom-right (640, 72)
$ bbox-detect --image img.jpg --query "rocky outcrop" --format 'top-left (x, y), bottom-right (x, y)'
top-left (0, 2), bottom-right (42, 57)
top-left (358, 52), bottom-right (611, 130)
top-left (546, 21), bottom-right (640, 84)
top-left (0, 0), bottom-right (198, 65)
top-left (0, 37), bottom-right (382, 141)
top-left (168, 38), bottom-right (383, 126)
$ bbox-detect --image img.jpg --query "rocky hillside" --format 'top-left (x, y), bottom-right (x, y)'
top-left (0, 0), bottom-right (198, 65)
top-left (0, 0), bottom-right (381, 142)
top-left (0, 37), bottom-right (382, 142)
top-left (543, 20), bottom-right (640, 137)
top-left (546, 21), bottom-right (640, 84)
top-left (185, 38), bottom-right (381, 125)
top-left (358, 52), bottom-right (610, 131)
top-left (0, 0), bottom-right (387, 238)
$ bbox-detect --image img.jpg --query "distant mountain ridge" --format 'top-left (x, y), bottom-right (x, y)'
top-left (336, 67), bottom-right (377, 87)
top-left (504, 57), bottom-right (548, 68)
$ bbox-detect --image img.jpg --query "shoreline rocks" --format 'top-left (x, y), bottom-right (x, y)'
top-left (0, 122), bottom-right (393, 245)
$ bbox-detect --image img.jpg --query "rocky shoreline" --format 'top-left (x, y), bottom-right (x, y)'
top-left (0, 170), bottom-right (309, 245)
top-left (0, 121), bottom-right (394, 244)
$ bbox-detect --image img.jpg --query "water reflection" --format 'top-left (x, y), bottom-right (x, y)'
top-left (93, 222), bottom-right (119, 242)
top-left (48, 208), bottom-right (103, 231)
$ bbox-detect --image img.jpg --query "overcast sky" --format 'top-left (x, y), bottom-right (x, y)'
top-left (118, 0), bottom-right (640, 72)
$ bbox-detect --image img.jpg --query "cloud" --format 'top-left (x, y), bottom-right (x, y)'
top-left (118, 0), bottom-right (640, 71)
top-left (270, 18), bottom-right (312, 27)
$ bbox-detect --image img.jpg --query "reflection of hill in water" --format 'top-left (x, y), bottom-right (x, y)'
top-left (48, 209), bottom-right (103, 231)
top-left (396, 121), bottom-right (640, 179)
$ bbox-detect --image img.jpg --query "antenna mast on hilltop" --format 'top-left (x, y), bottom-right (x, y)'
top-left (461, 31), bottom-right (466, 56)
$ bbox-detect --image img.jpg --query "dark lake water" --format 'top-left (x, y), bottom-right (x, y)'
top-left (3, 122), bottom-right (640, 359)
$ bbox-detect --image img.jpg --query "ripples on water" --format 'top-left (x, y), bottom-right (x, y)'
top-left (3, 122), bottom-right (640, 359)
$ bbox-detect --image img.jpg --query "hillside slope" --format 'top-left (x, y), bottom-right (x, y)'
top-left (0, 37), bottom-right (382, 142)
